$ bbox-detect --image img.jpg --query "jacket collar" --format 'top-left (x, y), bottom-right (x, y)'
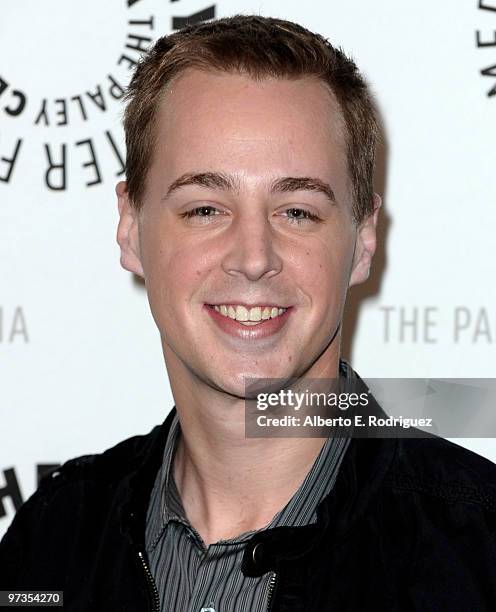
top-left (119, 408), bottom-right (177, 551)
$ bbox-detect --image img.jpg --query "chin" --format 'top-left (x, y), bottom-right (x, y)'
top-left (220, 366), bottom-right (294, 399)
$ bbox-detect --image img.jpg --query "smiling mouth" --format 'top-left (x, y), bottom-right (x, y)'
top-left (206, 304), bottom-right (288, 326)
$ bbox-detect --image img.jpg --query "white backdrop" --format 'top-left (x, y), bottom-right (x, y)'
top-left (1, 0), bottom-right (495, 538)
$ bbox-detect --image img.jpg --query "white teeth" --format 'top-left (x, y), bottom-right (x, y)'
top-left (235, 305), bottom-right (249, 321)
top-left (249, 307), bottom-right (262, 322)
top-left (212, 304), bottom-right (287, 323)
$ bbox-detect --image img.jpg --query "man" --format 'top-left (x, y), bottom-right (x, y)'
top-left (1, 14), bottom-right (495, 611)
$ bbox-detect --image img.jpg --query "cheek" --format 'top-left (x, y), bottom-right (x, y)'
top-left (140, 227), bottom-right (212, 316)
top-left (295, 235), bottom-right (354, 310)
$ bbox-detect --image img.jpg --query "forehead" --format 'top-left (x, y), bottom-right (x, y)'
top-left (151, 68), bottom-right (348, 190)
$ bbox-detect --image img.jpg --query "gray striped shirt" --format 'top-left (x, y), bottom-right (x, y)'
top-left (145, 409), bottom-right (350, 611)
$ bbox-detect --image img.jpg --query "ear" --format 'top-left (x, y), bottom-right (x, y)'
top-left (349, 193), bottom-right (382, 288)
top-left (116, 181), bottom-right (145, 278)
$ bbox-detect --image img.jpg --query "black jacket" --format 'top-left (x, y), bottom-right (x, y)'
top-left (1, 404), bottom-right (496, 611)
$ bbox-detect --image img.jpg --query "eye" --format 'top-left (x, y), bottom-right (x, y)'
top-left (283, 208), bottom-right (321, 224)
top-left (182, 205), bottom-right (219, 218)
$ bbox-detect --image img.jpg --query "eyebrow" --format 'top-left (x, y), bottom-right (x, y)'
top-left (161, 172), bottom-right (336, 205)
top-left (272, 176), bottom-right (336, 205)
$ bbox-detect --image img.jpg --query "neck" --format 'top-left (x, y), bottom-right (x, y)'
top-left (162, 341), bottom-right (342, 546)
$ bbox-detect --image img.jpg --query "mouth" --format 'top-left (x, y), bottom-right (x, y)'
top-left (204, 303), bottom-right (293, 339)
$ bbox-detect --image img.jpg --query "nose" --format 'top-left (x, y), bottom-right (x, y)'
top-left (221, 212), bottom-right (283, 281)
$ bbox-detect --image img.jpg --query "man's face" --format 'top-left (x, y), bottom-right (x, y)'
top-left (118, 68), bottom-right (377, 397)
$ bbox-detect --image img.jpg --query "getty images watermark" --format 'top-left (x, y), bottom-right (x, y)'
top-left (244, 377), bottom-right (496, 438)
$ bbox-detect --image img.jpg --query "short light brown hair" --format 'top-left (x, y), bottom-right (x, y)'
top-left (124, 14), bottom-right (379, 224)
